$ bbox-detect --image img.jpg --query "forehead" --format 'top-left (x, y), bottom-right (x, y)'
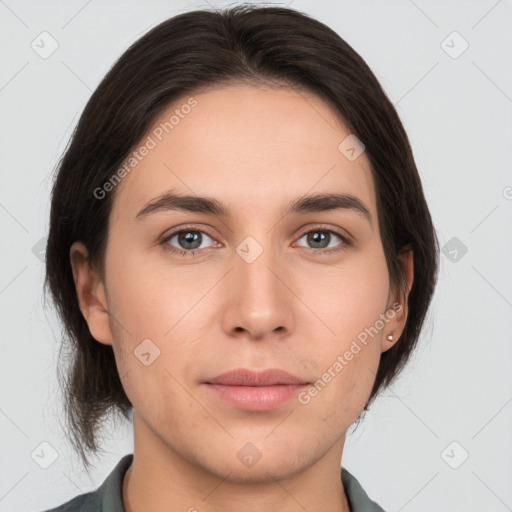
top-left (110, 84), bottom-right (376, 222)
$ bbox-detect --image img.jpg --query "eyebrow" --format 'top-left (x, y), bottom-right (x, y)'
top-left (135, 190), bottom-right (372, 226)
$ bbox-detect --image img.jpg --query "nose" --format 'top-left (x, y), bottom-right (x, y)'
top-left (220, 241), bottom-right (296, 342)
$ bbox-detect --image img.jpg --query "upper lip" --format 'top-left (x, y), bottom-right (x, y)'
top-left (205, 368), bottom-right (309, 386)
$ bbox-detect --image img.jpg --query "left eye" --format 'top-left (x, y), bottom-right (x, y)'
top-left (296, 230), bottom-right (347, 250)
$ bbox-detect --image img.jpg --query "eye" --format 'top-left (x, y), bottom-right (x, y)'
top-left (161, 228), bottom-right (217, 256)
top-left (296, 228), bottom-right (351, 254)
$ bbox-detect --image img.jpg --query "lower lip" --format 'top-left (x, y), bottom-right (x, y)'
top-left (204, 383), bottom-right (309, 411)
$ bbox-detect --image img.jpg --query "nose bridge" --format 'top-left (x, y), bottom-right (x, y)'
top-left (221, 232), bottom-right (295, 338)
top-left (237, 241), bottom-right (279, 298)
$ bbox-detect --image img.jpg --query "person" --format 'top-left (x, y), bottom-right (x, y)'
top-left (43, 4), bottom-right (439, 511)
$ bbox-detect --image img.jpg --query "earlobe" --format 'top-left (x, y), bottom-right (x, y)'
top-left (382, 248), bottom-right (414, 352)
top-left (69, 241), bottom-right (113, 346)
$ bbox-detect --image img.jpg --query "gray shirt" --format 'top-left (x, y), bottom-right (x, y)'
top-left (43, 454), bottom-right (385, 511)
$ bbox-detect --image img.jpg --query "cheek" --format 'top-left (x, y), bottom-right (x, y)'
top-left (295, 338), bottom-right (379, 438)
top-left (299, 243), bottom-right (390, 341)
top-left (294, 247), bottom-right (389, 417)
top-left (103, 246), bottom-right (195, 400)
top-left (105, 242), bottom-right (210, 341)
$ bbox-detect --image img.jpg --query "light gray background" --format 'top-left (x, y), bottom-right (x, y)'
top-left (1, 0), bottom-right (511, 510)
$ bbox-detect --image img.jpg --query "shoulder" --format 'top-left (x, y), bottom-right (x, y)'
top-left (41, 491), bottom-right (100, 511)
top-left (42, 454), bottom-right (133, 512)
top-left (341, 467), bottom-right (387, 512)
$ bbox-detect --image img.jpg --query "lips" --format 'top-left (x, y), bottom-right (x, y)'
top-left (204, 368), bottom-right (309, 386)
top-left (203, 368), bottom-right (311, 411)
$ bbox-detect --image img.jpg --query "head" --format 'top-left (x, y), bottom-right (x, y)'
top-left (44, 4), bottom-right (439, 475)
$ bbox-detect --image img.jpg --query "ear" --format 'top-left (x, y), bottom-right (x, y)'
top-left (381, 247), bottom-right (414, 353)
top-left (69, 241), bottom-right (113, 346)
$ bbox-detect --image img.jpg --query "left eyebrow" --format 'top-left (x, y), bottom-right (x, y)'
top-left (134, 190), bottom-right (372, 228)
top-left (282, 192), bottom-right (372, 227)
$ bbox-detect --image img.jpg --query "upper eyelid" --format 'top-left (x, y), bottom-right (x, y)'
top-left (163, 225), bottom-right (216, 242)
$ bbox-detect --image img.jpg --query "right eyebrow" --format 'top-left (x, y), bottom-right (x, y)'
top-left (135, 192), bottom-right (230, 221)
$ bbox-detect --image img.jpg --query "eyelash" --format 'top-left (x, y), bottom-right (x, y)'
top-left (159, 224), bottom-right (352, 258)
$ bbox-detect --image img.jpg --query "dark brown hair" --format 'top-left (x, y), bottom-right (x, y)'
top-left (44, 3), bottom-right (439, 471)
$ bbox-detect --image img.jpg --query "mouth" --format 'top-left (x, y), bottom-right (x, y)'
top-left (202, 368), bottom-right (310, 411)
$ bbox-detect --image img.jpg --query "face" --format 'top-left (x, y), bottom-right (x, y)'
top-left (71, 83), bottom-right (411, 483)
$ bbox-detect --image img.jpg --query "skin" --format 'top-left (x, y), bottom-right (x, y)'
top-left (70, 84), bottom-right (413, 512)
